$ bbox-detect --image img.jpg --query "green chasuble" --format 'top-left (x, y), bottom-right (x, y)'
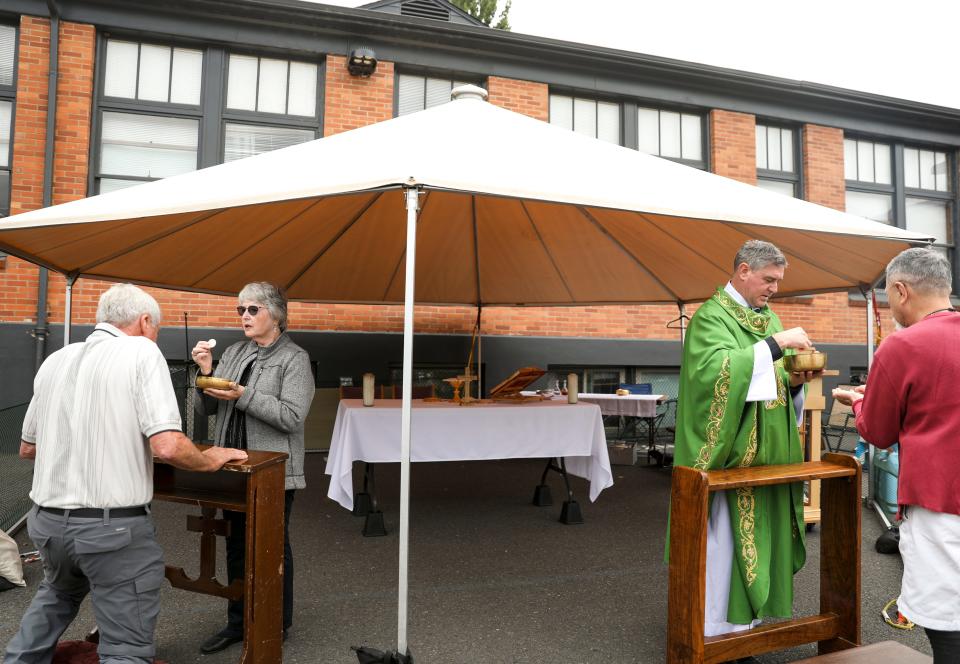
top-left (673, 287), bottom-right (806, 624)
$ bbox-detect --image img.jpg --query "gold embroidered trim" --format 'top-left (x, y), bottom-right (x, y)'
top-left (714, 289), bottom-right (770, 335)
top-left (736, 486), bottom-right (759, 586)
top-left (695, 355), bottom-right (730, 471)
top-left (740, 417), bottom-right (758, 468)
top-left (765, 358), bottom-right (787, 410)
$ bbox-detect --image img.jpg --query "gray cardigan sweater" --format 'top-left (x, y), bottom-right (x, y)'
top-left (196, 333), bottom-right (314, 490)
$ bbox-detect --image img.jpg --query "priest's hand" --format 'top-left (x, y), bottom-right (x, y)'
top-left (772, 327), bottom-right (812, 350)
top-left (789, 370), bottom-right (822, 387)
top-left (831, 387), bottom-right (864, 406)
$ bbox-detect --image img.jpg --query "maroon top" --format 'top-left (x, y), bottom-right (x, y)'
top-left (852, 309), bottom-right (960, 517)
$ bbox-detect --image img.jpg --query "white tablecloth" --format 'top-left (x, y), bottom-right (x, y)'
top-left (577, 393), bottom-right (664, 418)
top-left (325, 399), bottom-right (613, 511)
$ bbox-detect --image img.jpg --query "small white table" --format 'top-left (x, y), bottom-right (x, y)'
top-left (577, 393), bottom-right (665, 418)
top-left (325, 399), bottom-right (613, 533)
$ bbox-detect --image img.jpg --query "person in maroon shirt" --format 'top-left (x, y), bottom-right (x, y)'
top-left (833, 247), bottom-right (960, 664)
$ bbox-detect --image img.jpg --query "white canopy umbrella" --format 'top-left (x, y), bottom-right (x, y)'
top-left (0, 86), bottom-right (933, 655)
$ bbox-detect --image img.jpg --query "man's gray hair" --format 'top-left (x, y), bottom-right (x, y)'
top-left (886, 247), bottom-right (952, 295)
top-left (96, 283), bottom-right (162, 327)
top-left (733, 240), bottom-right (788, 272)
top-left (239, 281), bottom-right (288, 332)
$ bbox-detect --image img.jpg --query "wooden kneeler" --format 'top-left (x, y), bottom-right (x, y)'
top-left (667, 454), bottom-right (861, 663)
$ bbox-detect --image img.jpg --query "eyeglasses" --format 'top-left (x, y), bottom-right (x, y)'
top-left (237, 305), bottom-right (263, 316)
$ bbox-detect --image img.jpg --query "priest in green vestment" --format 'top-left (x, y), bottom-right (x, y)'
top-left (673, 240), bottom-right (821, 636)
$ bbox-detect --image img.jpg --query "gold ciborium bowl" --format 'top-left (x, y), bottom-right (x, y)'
top-left (784, 350), bottom-right (827, 372)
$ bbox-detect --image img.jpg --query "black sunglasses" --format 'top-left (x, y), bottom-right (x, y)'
top-left (237, 305), bottom-right (264, 316)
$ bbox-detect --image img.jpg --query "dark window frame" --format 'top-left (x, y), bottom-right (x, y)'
top-left (756, 121), bottom-right (802, 198)
top-left (630, 100), bottom-right (707, 170)
top-left (393, 68), bottom-right (486, 117)
top-left (547, 89), bottom-right (624, 146)
top-left (91, 33), bottom-right (325, 194)
top-left (0, 20), bottom-right (17, 219)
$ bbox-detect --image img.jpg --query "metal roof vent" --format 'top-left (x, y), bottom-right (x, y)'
top-left (451, 84), bottom-right (488, 102)
top-left (400, 0), bottom-right (450, 21)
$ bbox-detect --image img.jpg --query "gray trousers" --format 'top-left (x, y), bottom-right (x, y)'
top-left (3, 506), bottom-right (165, 664)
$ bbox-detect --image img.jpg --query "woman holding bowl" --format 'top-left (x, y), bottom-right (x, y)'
top-left (191, 282), bottom-right (314, 654)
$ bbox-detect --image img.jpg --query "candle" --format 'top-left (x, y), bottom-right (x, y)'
top-left (362, 373), bottom-right (375, 407)
top-left (567, 373), bottom-right (578, 404)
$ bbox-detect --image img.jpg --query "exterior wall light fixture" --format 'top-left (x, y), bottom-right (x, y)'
top-left (347, 47), bottom-right (378, 77)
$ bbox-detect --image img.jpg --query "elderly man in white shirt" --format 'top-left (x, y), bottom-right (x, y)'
top-left (4, 284), bottom-right (247, 664)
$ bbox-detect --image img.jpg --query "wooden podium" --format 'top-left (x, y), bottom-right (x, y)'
top-left (802, 370), bottom-right (840, 525)
top-left (153, 448), bottom-right (287, 663)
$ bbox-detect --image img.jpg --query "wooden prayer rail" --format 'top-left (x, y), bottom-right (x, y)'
top-left (667, 454), bottom-right (861, 664)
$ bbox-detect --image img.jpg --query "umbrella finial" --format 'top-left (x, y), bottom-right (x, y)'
top-left (451, 84), bottom-right (488, 102)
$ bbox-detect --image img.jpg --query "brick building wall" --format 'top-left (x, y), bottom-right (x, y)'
top-left (0, 17), bottom-right (877, 346)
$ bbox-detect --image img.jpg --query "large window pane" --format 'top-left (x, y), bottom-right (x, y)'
top-left (137, 44), bottom-right (171, 102)
top-left (98, 178), bottom-right (142, 195)
top-left (0, 25), bottom-right (14, 87)
top-left (0, 100), bottom-right (11, 168)
top-left (659, 111), bottom-right (681, 158)
top-left (398, 74), bottom-right (426, 116)
top-left (226, 55), bottom-right (258, 111)
top-left (856, 141), bottom-right (874, 182)
top-left (758, 179), bottom-right (796, 198)
top-left (100, 112), bottom-right (198, 179)
top-left (780, 128), bottom-right (794, 173)
top-left (573, 98), bottom-right (596, 138)
top-left (935, 152), bottom-right (949, 192)
top-left (904, 148), bottom-right (919, 189)
top-left (637, 108), bottom-right (659, 154)
top-left (170, 48), bottom-right (203, 105)
top-left (845, 190), bottom-right (893, 225)
top-left (257, 58), bottom-right (288, 114)
top-left (680, 114), bottom-right (701, 160)
top-left (597, 101), bottom-right (619, 144)
top-left (755, 125), bottom-right (768, 169)
top-left (287, 62), bottom-right (317, 117)
top-left (224, 123), bottom-right (314, 162)
top-left (919, 149), bottom-right (935, 191)
top-left (103, 40), bottom-right (139, 99)
top-left (843, 139), bottom-right (857, 180)
top-left (425, 78), bottom-right (451, 109)
top-left (550, 94), bottom-right (573, 130)
top-left (906, 197), bottom-right (950, 246)
top-left (767, 127), bottom-right (782, 171)
top-left (0, 170), bottom-right (10, 215)
top-left (873, 143), bottom-right (891, 184)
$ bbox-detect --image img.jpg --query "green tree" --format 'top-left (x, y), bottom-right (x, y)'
top-left (450, 0), bottom-right (512, 30)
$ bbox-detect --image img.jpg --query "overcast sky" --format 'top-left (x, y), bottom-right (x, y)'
top-left (315, 0), bottom-right (960, 110)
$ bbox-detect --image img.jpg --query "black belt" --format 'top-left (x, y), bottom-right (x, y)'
top-left (38, 505), bottom-right (148, 518)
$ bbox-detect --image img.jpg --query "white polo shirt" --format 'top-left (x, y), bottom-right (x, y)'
top-left (22, 323), bottom-right (182, 509)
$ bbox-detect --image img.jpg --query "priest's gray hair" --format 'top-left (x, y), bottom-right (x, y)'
top-left (239, 281), bottom-right (288, 332)
top-left (886, 247), bottom-right (952, 296)
top-left (733, 240), bottom-right (788, 272)
top-left (96, 283), bottom-right (162, 327)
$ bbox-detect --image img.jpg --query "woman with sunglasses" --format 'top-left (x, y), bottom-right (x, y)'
top-left (190, 281), bottom-right (314, 654)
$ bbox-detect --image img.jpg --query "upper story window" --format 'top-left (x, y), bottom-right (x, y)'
top-left (103, 40), bottom-right (202, 105)
top-left (226, 54), bottom-right (317, 117)
top-left (223, 53), bottom-right (320, 162)
top-left (95, 39), bottom-right (323, 192)
top-left (549, 94), bottom-right (620, 145)
top-left (397, 73), bottom-right (480, 116)
top-left (904, 147), bottom-right (950, 193)
top-left (756, 124), bottom-right (799, 198)
top-left (0, 23), bottom-right (17, 218)
top-left (637, 106), bottom-right (703, 167)
top-left (843, 138), bottom-right (894, 225)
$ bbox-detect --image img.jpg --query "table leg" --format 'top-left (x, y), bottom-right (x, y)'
top-left (353, 462), bottom-right (373, 516)
top-left (361, 462), bottom-right (387, 537)
top-left (557, 458), bottom-right (584, 525)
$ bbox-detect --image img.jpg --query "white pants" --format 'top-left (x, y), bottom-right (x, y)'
top-left (898, 505), bottom-right (960, 631)
top-left (705, 491), bottom-right (760, 637)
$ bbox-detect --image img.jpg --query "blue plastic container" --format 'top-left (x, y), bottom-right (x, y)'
top-left (874, 444), bottom-right (900, 516)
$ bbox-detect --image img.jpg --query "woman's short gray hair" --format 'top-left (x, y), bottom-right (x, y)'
top-left (96, 283), bottom-right (162, 327)
top-left (239, 282), bottom-right (288, 331)
top-left (733, 240), bottom-right (788, 272)
top-left (886, 247), bottom-right (952, 295)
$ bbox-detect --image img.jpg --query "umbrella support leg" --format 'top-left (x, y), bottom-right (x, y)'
top-left (353, 462), bottom-right (374, 516)
top-left (360, 463), bottom-right (387, 537)
top-left (532, 459), bottom-right (554, 506)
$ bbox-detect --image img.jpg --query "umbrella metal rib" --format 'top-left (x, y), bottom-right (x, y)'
top-left (520, 200), bottom-right (577, 303)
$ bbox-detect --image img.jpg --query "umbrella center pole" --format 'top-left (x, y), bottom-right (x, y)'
top-left (397, 185), bottom-right (421, 658)
top-left (63, 274), bottom-right (78, 345)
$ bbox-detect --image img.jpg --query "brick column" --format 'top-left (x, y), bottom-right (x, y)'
top-left (802, 124), bottom-right (845, 211)
top-left (486, 76), bottom-right (548, 121)
top-left (709, 109), bottom-right (756, 184)
top-left (323, 54), bottom-right (394, 137)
